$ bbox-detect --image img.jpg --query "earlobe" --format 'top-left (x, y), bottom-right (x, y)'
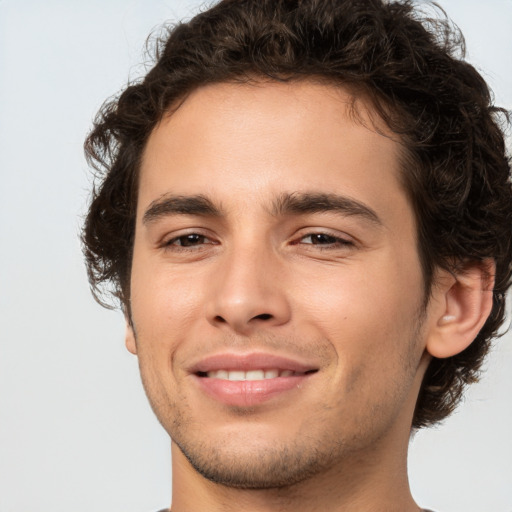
top-left (125, 318), bottom-right (138, 355)
top-left (426, 260), bottom-right (495, 359)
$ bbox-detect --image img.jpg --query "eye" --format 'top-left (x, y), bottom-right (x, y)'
top-left (299, 233), bottom-right (353, 248)
top-left (165, 233), bottom-right (214, 248)
top-left (301, 233), bottom-right (338, 245)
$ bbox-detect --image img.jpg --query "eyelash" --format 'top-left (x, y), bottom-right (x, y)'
top-left (295, 233), bottom-right (354, 250)
top-left (164, 233), bottom-right (216, 249)
top-left (163, 231), bottom-right (354, 251)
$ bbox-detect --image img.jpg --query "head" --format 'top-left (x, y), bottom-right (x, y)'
top-left (83, 0), bottom-right (511, 441)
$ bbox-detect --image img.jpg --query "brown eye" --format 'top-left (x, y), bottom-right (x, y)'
top-left (169, 234), bottom-right (208, 247)
top-left (305, 233), bottom-right (338, 245)
top-left (300, 233), bottom-right (351, 246)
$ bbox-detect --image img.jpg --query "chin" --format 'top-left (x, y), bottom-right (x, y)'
top-left (176, 438), bottom-right (336, 489)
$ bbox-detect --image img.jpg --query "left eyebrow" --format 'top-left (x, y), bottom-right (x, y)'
top-left (271, 192), bottom-right (382, 226)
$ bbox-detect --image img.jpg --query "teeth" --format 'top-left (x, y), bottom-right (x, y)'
top-left (205, 369), bottom-right (298, 380)
top-left (246, 370), bottom-right (264, 380)
top-left (228, 370), bottom-right (246, 381)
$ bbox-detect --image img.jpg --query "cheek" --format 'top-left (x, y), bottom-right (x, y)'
top-left (292, 251), bottom-right (424, 368)
top-left (130, 256), bottom-right (206, 356)
top-left (129, 265), bottom-right (202, 405)
top-left (296, 265), bottom-right (423, 425)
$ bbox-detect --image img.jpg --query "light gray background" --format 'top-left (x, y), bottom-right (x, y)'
top-left (0, 1), bottom-right (510, 511)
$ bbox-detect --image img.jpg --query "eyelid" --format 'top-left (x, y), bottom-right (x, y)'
top-left (291, 227), bottom-right (356, 245)
top-left (160, 228), bottom-right (218, 248)
top-left (168, 234), bottom-right (213, 246)
top-left (300, 234), bottom-right (352, 245)
top-left (158, 226), bottom-right (356, 250)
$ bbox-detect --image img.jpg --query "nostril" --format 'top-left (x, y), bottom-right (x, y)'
top-left (214, 315), bottom-right (227, 323)
top-left (254, 313), bottom-right (272, 320)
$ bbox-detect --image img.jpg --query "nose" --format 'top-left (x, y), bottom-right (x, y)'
top-left (205, 245), bottom-right (292, 334)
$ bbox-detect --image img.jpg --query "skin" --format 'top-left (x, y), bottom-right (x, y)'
top-left (126, 81), bottom-right (492, 511)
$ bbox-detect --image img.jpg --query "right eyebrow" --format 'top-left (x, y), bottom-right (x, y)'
top-left (142, 194), bottom-right (222, 225)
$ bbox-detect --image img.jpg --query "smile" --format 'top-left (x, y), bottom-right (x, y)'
top-left (200, 369), bottom-right (310, 380)
top-left (190, 352), bottom-right (319, 407)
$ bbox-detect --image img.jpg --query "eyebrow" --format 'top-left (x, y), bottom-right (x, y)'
top-left (271, 192), bottom-right (382, 226)
top-left (142, 191), bottom-right (382, 227)
top-left (142, 194), bottom-right (222, 225)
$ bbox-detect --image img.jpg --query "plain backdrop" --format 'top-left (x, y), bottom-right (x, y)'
top-left (0, 1), bottom-right (511, 511)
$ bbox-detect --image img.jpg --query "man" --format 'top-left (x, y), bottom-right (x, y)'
top-left (82, 0), bottom-right (512, 510)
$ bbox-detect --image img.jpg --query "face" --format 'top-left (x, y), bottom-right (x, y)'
top-left (128, 81), bottom-right (435, 488)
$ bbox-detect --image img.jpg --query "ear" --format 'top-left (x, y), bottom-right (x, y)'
top-left (125, 317), bottom-right (138, 355)
top-left (426, 260), bottom-right (495, 359)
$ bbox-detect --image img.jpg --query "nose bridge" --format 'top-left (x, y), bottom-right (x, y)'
top-left (206, 235), bottom-right (290, 332)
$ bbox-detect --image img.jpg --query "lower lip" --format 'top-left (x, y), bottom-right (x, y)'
top-left (193, 374), bottom-right (313, 407)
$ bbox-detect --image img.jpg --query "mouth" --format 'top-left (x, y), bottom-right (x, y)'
top-left (190, 352), bottom-right (319, 407)
top-left (197, 368), bottom-right (317, 380)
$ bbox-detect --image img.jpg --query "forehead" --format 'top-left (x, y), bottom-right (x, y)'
top-left (139, 80), bottom-right (409, 225)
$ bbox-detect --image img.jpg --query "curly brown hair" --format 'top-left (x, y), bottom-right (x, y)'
top-left (82, 0), bottom-right (512, 429)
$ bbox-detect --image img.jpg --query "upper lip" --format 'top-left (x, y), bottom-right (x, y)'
top-left (189, 352), bottom-right (319, 374)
